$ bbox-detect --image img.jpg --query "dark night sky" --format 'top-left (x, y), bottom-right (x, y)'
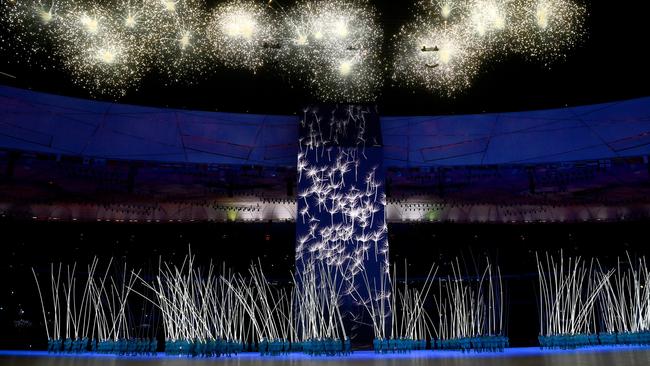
top-left (0, 0), bottom-right (648, 115)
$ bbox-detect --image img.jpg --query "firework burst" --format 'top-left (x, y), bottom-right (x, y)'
top-left (0, 0), bottom-right (63, 70)
top-left (393, 0), bottom-right (586, 94)
top-left (467, 0), bottom-right (511, 43)
top-left (144, 0), bottom-right (211, 84)
top-left (278, 0), bottom-right (383, 102)
top-left (0, 0), bottom-right (586, 99)
top-left (393, 5), bottom-right (484, 95)
top-left (207, 0), bottom-right (277, 71)
top-left (51, 1), bottom-right (151, 96)
top-left (510, 0), bottom-right (587, 63)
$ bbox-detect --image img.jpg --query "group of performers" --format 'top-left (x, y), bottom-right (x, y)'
top-left (373, 338), bottom-right (427, 353)
top-left (435, 336), bottom-right (510, 353)
top-left (540, 332), bottom-right (650, 349)
top-left (47, 338), bottom-right (158, 355)
top-left (163, 339), bottom-right (246, 357)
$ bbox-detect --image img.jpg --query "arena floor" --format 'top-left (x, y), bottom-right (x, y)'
top-left (2, 347), bottom-right (650, 366)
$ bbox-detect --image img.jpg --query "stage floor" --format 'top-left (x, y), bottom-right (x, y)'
top-left (2, 347), bottom-right (650, 366)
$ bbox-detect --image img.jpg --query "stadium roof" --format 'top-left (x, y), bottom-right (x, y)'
top-left (2, 85), bottom-right (650, 167)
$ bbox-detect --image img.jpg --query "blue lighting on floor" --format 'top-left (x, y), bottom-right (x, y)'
top-left (2, 346), bottom-right (650, 361)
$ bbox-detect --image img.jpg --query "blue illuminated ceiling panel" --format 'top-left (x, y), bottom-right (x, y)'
top-left (0, 86), bottom-right (298, 166)
top-left (2, 85), bottom-right (650, 168)
top-left (382, 97), bottom-right (650, 167)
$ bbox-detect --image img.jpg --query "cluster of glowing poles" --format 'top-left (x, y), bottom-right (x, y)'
top-left (31, 258), bottom-right (147, 344)
top-left (536, 251), bottom-right (613, 337)
top-left (393, 0), bottom-right (587, 94)
top-left (32, 251), bottom-right (349, 353)
top-left (537, 251), bottom-right (650, 341)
